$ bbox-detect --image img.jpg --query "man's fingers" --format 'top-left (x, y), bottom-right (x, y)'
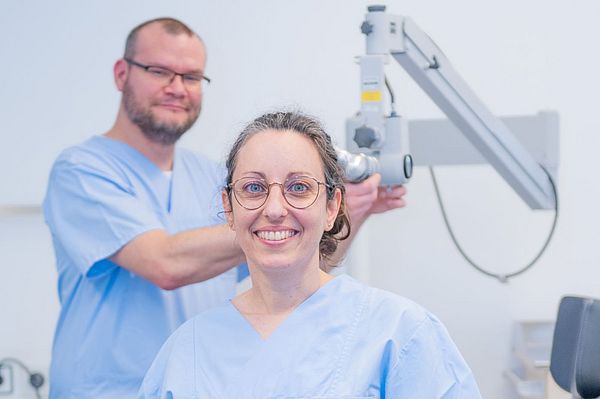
top-left (385, 198), bottom-right (406, 208)
top-left (346, 192), bottom-right (377, 210)
top-left (377, 185), bottom-right (405, 198)
top-left (344, 173), bottom-right (381, 196)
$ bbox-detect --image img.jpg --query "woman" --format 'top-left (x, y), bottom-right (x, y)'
top-left (139, 112), bottom-right (482, 398)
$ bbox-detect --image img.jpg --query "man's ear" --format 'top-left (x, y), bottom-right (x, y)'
top-left (222, 190), bottom-right (235, 230)
top-left (114, 59), bottom-right (128, 92)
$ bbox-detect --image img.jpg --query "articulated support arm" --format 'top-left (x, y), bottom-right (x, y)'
top-left (342, 5), bottom-right (558, 210)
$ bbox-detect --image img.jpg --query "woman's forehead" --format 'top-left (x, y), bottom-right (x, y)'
top-left (236, 130), bottom-right (324, 175)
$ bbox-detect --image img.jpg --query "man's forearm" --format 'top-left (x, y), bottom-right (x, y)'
top-left (110, 224), bottom-right (245, 290)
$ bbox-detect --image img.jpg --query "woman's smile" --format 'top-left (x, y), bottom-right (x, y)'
top-left (254, 229), bottom-right (298, 242)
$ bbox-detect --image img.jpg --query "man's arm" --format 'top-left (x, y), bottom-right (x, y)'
top-left (44, 155), bottom-right (245, 291)
top-left (112, 174), bottom-right (403, 285)
top-left (110, 225), bottom-right (245, 290)
top-left (327, 173), bottom-right (407, 268)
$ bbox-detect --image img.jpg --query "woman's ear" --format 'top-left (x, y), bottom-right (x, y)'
top-left (325, 188), bottom-right (342, 231)
top-left (222, 190), bottom-right (235, 230)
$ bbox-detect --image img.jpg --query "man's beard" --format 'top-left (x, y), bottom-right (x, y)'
top-left (122, 81), bottom-right (200, 145)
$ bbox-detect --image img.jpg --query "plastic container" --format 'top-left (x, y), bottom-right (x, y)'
top-left (505, 367), bottom-right (545, 399)
top-left (512, 321), bottom-right (554, 378)
top-left (505, 320), bottom-right (555, 398)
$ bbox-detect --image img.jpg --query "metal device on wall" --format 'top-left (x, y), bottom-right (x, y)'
top-left (338, 5), bottom-right (559, 281)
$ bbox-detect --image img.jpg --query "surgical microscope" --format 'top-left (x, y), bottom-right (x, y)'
top-left (337, 5), bottom-right (559, 281)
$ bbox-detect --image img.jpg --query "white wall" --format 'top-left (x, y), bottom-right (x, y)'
top-left (1, 1), bottom-right (598, 398)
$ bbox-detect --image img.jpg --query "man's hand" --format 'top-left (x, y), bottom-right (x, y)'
top-left (344, 173), bottom-right (407, 227)
top-left (325, 173), bottom-right (407, 269)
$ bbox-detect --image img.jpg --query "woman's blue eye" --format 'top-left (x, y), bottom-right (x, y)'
top-left (288, 182), bottom-right (309, 193)
top-left (245, 183), bottom-right (265, 193)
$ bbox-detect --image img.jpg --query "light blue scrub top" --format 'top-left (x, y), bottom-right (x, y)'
top-left (139, 274), bottom-right (482, 399)
top-left (43, 136), bottom-right (246, 399)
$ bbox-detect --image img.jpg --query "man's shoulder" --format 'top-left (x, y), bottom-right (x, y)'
top-left (48, 136), bottom-right (139, 189)
top-left (176, 147), bottom-right (219, 167)
top-left (175, 147), bottom-right (225, 179)
top-left (53, 136), bottom-right (114, 168)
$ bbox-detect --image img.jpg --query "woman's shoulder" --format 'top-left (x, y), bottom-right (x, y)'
top-left (159, 302), bottom-right (230, 348)
top-left (337, 274), bottom-right (430, 322)
top-left (187, 301), bottom-right (234, 330)
top-left (371, 285), bottom-right (429, 320)
top-left (334, 275), bottom-right (442, 346)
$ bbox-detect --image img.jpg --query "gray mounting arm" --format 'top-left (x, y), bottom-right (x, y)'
top-left (345, 5), bottom-right (557, 210)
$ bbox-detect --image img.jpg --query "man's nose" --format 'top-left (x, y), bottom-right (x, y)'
top-left (164, 74), bottom-right (186, 96)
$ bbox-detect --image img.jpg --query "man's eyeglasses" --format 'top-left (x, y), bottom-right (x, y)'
top-left (228, 176), bottom-right (333, 210)
top-left (124, 58), bottom-right (211, 89)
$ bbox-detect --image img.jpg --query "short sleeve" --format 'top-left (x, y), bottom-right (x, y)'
top-left (44, 159), bottom-right (163, 276)
top-left (137, 332), bottom-right (176, 399)
top-left (385, 314), bottom-right (482, 398)
top-left (138, 320), bottom-right (198, 399)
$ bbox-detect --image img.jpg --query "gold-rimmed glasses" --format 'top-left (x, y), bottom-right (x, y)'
top-left (228, 175), bottom-right (332, 210)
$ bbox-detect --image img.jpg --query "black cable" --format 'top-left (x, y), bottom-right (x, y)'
top-left (0, 358), bottom-right (44, 399)
top-left (429, 165), bottom-right (559, 283)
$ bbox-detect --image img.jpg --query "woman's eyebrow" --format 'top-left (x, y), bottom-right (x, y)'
top-left (238, 171), bottom-right (266, 178)
top-left (286, 172), bottom-right (317, 178)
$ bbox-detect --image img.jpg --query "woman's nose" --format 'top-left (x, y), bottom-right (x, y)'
top-left (262, 184), bottom-right (288, 219)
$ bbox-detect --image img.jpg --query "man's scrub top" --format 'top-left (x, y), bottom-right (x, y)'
top-left (139, 274), bottom-right (482, 399)
top-left (43, 136), bottom-right (245, 399)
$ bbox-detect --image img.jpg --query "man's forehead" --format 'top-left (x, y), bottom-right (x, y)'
top-left (134, 24), bottom-right (206, 64)
top-left (136, 22), bottom-right (202, 47)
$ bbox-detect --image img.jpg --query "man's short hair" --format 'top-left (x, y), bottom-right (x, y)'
top-left (124, 17), bottom-right (200, 58)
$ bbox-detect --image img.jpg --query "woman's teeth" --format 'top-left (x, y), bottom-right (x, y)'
top-left (256, 230), bottom-right (296, 241)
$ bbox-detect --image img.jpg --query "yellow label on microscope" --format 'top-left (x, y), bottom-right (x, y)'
top-left (361, 90), bottom-right (382, 103)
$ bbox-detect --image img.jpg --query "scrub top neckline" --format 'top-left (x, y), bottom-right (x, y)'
top-left (93, 135), bottom-right (179, 174)
top-left (93, 135), bottom-right (177, 212)
top-left (228, 274), bottom-right (349, 341)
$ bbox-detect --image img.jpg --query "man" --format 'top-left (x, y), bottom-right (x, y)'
top-left (43, 18), bottom-right (406, 398)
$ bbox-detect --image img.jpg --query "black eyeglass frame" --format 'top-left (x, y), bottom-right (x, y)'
top-left (123, 57), bottom-right (211, 85)
top-left (227, 176), bottom-right (334, 210)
